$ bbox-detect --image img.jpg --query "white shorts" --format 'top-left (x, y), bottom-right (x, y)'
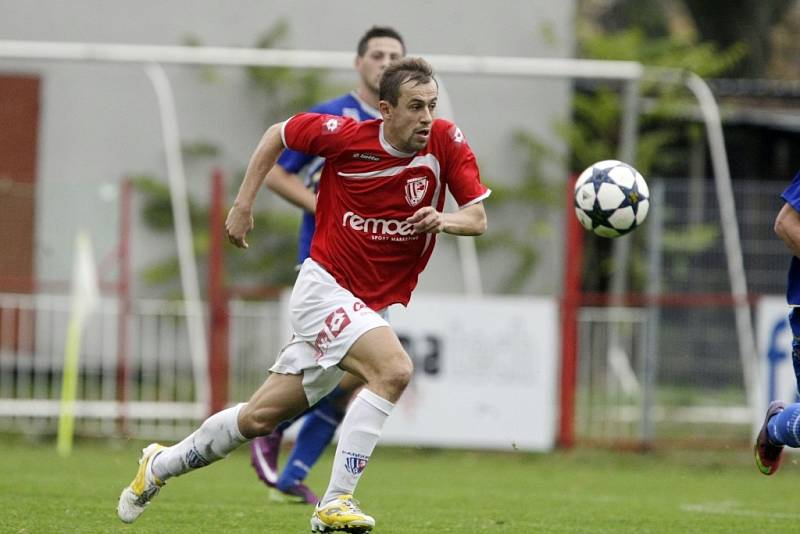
top-left (269, 258), bottom-right (389, 405)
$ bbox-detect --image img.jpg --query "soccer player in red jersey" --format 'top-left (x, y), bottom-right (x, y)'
top-left (249, 27), bottom-right (406, 505)
top-left (117, 57), bottom-right (489, 533)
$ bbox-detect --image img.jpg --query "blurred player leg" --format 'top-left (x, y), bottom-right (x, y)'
top-left (754, 400), bottom-right (787, 475)
top-left (755, 308), bottom-right (800, 474)
top-left (251, 424), bottom-right (288, 488)
top-left (765, 401), bottom-right (800, 445)
top-left (271, 396), bottom-right (339, 503)
top-left (250, 393), bottom-right (336, 491)
top-left (790, 309), bottom-right (800, 390)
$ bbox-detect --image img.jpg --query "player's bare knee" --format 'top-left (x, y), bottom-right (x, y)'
top-left (237, 403), bottom-right (278, 438)
top-left (379, 352), bottom-right (413, 397)
top-left (384, 367), bottom-right (412, 397)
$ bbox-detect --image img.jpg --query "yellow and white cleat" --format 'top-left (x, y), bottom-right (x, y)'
top-left (310, 494), bottom-right (375, 533)
top-left (117, 443), bottom-right (166, 523)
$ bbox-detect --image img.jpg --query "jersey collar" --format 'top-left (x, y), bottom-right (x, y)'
top-left (350, 91), bottom-right (381, 119)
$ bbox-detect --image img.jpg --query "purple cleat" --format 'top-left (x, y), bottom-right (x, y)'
top-left (269, 482), bottom-right (320, 505)
top-left (755, 400), bottom-right (786, 476)
top-left (251, 430), bottom-right (283, 487)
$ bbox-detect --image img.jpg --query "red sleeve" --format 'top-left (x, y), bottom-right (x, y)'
top-left (438, 120), bottom-right (491, 207)
top-left (281, 113), bottom-right (358, 158)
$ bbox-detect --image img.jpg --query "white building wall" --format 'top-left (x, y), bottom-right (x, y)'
top-left (0, 0), bottom-right (574, 297)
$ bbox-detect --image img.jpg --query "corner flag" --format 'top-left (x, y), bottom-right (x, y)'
top-left (57, 230), bottom-right (100, 457)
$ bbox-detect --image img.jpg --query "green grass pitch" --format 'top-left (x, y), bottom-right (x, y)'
top-left (1, 435), bottom-right (798, 533)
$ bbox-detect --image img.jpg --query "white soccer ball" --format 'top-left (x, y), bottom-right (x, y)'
top-left (573, 160), bottom-right (650, 238)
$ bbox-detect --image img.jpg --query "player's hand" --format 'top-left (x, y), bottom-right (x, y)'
top-left (407, 206), bottom-right (445, 234)
top-left (225, 205), bottom-right (254, 249)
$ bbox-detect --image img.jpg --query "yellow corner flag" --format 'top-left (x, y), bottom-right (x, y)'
top-left (57, 230), bottom-right (100, 457)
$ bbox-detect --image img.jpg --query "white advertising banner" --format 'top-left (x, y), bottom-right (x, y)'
top-left (379, 295), bottom-right (559, 452)
top-left (757, 296), bottom-right (796, 409)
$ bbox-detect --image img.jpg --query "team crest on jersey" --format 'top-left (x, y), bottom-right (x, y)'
top-left (404, 176), bottom-right (429, 207)
top-left (322, 117), bottom-right (341, 134)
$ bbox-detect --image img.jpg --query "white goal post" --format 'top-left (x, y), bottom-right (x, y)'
top-left (0, 40), bottom-right (759, 432)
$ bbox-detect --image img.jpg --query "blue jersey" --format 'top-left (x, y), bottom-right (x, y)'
top-left (781, 170), bottom-right (800, 305)
top-left (276, 92), bottom-right (381, 265)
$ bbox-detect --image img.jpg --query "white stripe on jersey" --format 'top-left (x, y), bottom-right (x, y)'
top-left (336, 153), bottom-right (441, 179)
top-left (279, 120), bottom-right (289, 149)
top-left (460, 189), bottom-right (492, 208)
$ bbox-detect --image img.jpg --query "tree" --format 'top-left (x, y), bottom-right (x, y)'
top-left (586, 0), bottom-right (798, 78)
top-left (683, 0), bottom-right (795, 77)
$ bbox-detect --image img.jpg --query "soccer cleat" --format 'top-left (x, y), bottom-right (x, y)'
top-left (117, 443), bottom-right (166, 523)
top-left (251, 431), bottom-right (283, 487)
top-left (310, 494), bottom-right (375, 533)
top-left (755, 400), bottom-right (786, 475)
top-left (269, 482), bottom-right (319, 505)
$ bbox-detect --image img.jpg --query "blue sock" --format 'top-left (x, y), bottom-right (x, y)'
top-left (275, 419), bottom-right (292, 434)
top-left (272, 385), bottom-right (348, 435)
top-left (791, 338), bottom-right (800, 396)
top-left (768, 402), bottom-right (800, 447)
top-left (276, 389), bottom-right (345, 490)
top-left (789, 310), bottom-right (800, 394)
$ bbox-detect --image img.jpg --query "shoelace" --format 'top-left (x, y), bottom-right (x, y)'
top-left (339, 497), bottom-right (363, 513)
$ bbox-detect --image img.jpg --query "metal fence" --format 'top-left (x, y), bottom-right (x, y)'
top-left (0, 294), bottom-right (284, 439)
top-left (576, 178), bottom-right (788, 445)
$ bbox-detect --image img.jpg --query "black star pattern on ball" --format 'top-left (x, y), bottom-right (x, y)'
top-left (586, 201), bottom-right (616, 230)
top-left (615, 175), bottom-right (645, 217)
top-left (585, 168), bottom-right (619, 229)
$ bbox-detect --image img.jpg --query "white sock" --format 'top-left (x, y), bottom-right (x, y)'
top-left (152, 403), bottom-right (247, 481)
top-left (321, 389), bottom-right (394, 506)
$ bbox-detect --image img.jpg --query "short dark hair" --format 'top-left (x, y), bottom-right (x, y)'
top-left (379, 57), bottom-right (436, 106)
top-left (357, 26), bottom-right (405, 57)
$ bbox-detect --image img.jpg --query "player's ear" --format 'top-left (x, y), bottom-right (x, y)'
top-left (379, 100), bottom-right (392, 120)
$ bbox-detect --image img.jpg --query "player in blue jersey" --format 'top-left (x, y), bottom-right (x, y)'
top-left (755, 169), bottom-right (800, 475)
top-left (249, 26), bottom-right (406, 503)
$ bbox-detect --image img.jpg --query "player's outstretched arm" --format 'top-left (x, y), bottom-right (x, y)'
top-left (226, 122), bottom-right (286, 249)
top-left (406, 202), bottom-right (487, 236)
top-left (775, 202), bottom-right (800, 258)
top-left (264, 165), bottom-right (317, 213)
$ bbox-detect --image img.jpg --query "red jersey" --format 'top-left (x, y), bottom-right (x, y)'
top-left (281, 113), bottom-right (490, 310)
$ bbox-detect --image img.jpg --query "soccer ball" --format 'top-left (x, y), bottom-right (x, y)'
top-left (573, 160), bottom-right (650, 238)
